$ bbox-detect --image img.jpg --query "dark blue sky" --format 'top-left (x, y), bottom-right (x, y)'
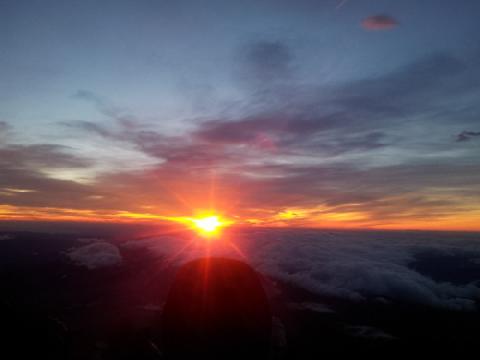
top-left (1, 0), bottom-right (479, 229)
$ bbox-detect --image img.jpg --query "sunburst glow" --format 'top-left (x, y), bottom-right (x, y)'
top-left (180, 214), bottom-right (234, 237)
top-left (193, 215), bottom-right (222, 234)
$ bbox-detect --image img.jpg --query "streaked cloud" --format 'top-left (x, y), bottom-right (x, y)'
top-left (457, 130), bottom-right (480, 142)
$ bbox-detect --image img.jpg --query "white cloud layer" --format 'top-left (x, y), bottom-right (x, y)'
top-left (67, 241), bottom-right (122, 269)
top-left (125, 229), bottom-right (480, 311)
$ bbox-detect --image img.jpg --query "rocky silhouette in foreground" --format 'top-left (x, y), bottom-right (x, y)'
top-left (162, 257), bottom-right (272, 359)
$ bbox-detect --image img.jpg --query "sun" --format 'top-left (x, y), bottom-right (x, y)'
top-left (188, 215), bottom-right (232, 237)
top-left (163, 213), bottom-right (233, 237)
top-left (193, 216), bottom-right (221, 233)
top-left (192, 216), bottom-right (225, 236)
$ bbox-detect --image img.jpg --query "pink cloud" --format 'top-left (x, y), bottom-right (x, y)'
top-left (362, 15), bottom-right (398, 31)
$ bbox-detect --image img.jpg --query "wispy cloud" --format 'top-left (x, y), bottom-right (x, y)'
top-left (457, 130), bottom-right (480, 142)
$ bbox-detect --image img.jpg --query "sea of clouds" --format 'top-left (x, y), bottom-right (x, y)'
top-left (68, 229), bottom-right (480, 311)
top-left (249, 230), bottom-right (480, 311)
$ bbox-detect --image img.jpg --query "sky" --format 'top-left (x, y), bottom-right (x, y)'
top-left (1, 0), bottom-right (480, 230)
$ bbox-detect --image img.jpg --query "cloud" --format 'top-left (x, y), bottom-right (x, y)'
top-left (58, 59), bottom-right (480, 223)
top-left (252, 230), bottom-right (480, 311)
top-left (194, 114), bottom-right (388, 155)
top-left (333, 53), bottom-right (466, 123)
top-left (362, 15), bottom-right (398, 31)
top-left (289, 302), bottom-right (335, 313)
top-left (0, 121), bottom-right (9, 133)
top-left (0, 121), bottom-right (11, 143)
top-left (0, 144), bottom-right (93, 169)
top-left (242, 41), bottom-right (293, 83)
top-left (456, 130), bottom-right (480, 142)
top-left (194, 52), bottom-right (469, 158)
top-left (60, 120), bottom-right (113, 138)
top-left (133, 229), bottom-right (480, 311)
top-left (68, 51), bottom-right (475, 154)
top-left (0, 167), bottom-right (105, 210)
top-left (0, 139), bottom-right (104, 210)
top-left (345, 325), bottom-right (397, 340)
top-left (66, 241), bottom-right (122, 269)
top-left (6, 49), bottom-right (480, 227)
top-left (77, 237), bottom-right (105, 244)
top-left (73, 90), bottom-right (139, 126)
top-left (235, 40), bottom-right (295, 98)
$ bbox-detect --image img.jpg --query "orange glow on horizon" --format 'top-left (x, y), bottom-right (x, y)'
top-left (116, 209), bottom-right (234, 236)
top-left (1, 204), bottom-right (479, 232)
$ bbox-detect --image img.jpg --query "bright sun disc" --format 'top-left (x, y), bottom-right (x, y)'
top-left (193, 216), bottom-right (222, 234)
